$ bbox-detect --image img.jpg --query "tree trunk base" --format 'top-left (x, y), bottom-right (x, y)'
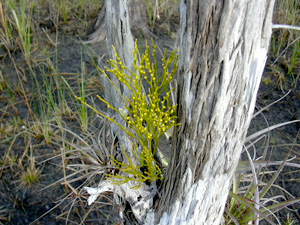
top-left (84, 0), bottom-right (155, 44)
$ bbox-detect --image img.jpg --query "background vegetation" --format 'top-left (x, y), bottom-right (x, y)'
top-left (0, 0), bottom-right (299, 224)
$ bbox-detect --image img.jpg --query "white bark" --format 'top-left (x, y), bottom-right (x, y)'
top-left (103, 0), bottom-right (135, 151)
top-left (85, 0), bottom-right (153, 44)
top-left (156, 0), bottom-right (275, 224)
top-left (88, 0), bottom-right (276, 224)
top-left (85, 180), bottom-right (155, 223)
top-left (95, 1), bottom-right (157, 223)
top-left (105, 0), bottom-right (135, 103)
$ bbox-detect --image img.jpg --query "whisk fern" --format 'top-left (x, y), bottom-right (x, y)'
top-left (77, 40), bottom-right (179, 188)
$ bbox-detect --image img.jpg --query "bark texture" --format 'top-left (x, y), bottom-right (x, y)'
top-left (92, 0), bottom-right (276, 224)
top-left (100, 1), bottom-right (155, 223)
top-left (104, 0), bottom-right (135, 132)
top-left (85, 0), bottom-right (153, 44)
top-left (156, 0), bottom-right (275, 224)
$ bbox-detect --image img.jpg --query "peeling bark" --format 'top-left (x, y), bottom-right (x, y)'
top-left (96, 1), bottom-right (157, 223)
top-left (156, 1), bottom-right (275, 224)
top-left (85, 180), bottom-right (156, 223)
top-left (90, 0), bottom-right (276, 224)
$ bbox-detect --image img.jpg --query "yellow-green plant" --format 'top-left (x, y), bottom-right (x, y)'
top-left (77, 41), bottom-right (179, 188)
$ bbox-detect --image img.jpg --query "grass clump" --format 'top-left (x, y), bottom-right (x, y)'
top-left (21, 165), bottom-right (41, 186)
top-left (5, 0), bottom-right (35, 64)
top-left (270, 0), bottom-right (300, 89)
top-left (224, 149), bottom-right (300, 224)
top-left (77, 40), bottom-right (179, 188)
top-left (223, 102), bottom-right (300, 224)
top-left (20, 157), bottom-right (42, 187)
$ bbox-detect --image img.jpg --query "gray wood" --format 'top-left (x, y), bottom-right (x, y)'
top-left (91, 0), bottom-right (276, 224)
top-left (85, 0), bottom-right (153, 44)
top-left (156, 1), bottom-right (275, 224)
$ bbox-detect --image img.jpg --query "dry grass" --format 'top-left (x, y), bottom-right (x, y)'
top-left (270, 0), bottom-right (300, 89)
top-left (0, 0), bottom-right (299, 224)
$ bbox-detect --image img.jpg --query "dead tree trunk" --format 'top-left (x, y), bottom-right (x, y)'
top-left (156, 1), bottom-right (275, 224)
top-left (85, 0), bottom-right (153, 44)
top-left (103, 0), bottom-right (136, 162)
top-left (88, 0), bottom-right (276, 224)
